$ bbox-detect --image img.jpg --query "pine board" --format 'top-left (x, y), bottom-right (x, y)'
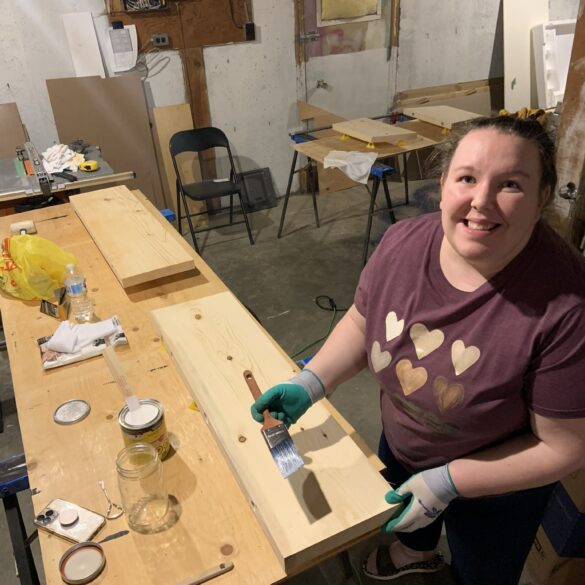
top-left (150, 291), bottom-right (396, 572)
top-left (401, 105), bottom-right (481, 129)
top-left (70, 185), bottom-right (194, 288)
top-left (332, 118), bottom-right (417, 144)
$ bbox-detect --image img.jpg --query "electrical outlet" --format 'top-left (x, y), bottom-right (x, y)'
top-left (151, 33), bottom-right (169, 47)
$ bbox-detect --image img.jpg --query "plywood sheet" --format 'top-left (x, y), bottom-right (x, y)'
top-left (332, 118), bottom-right (417, 144)
top-left (0, 103), bottom-right (26, 159)
top-left (70, 185), bottom-right (194, 287)
top-left (150, 104), bottom-right (205, 222)
top-left (401, 105), bottom-right (481, 129)
top-left (150, 291), bottom-right (395, 572)
top-left (47, 74), bottom-right (165, 209)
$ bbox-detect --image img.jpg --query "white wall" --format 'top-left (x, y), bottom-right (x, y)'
top-left (204, 0), bottom-right (298, 189)
top-left (0, 0), bottom-right (110, 150)
top-left (396, 0), bottom-right (503, 91)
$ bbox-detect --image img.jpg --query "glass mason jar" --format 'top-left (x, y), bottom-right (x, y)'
top-left (116, 442), bottom-right (169, 532)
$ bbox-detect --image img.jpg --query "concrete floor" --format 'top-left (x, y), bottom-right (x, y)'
top-left (1, 176), bottom-right (463, 584)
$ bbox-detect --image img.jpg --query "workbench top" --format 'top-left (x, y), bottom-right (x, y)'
top-left (0, 193), bottom-right (381, 585)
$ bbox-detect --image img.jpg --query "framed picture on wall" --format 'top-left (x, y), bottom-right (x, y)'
top-left (317, 0), bottom-right (382, 27)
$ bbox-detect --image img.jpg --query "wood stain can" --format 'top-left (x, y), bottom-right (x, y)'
top-left (118, 399), bottom-right (170, 461)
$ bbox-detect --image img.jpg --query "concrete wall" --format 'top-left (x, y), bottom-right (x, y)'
top-left (0, 0), bottom-right (580, 195)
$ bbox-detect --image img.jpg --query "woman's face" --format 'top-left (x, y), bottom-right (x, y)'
top-left (440, 128), bottom-right (545, 276)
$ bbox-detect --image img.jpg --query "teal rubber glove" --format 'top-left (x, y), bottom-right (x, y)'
top-left (383, 464), bottom-right (459, 533)
top-left (250, 369), bottom-right (325, 427)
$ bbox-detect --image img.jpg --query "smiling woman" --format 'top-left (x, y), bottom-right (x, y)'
top-left (437, 118), bottom-right (557, 290)
top-left (249, 116), bottom-right (585, 585)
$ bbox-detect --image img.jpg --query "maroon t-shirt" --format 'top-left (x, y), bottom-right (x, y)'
top-left (355, 212), bottom-right (585, 472)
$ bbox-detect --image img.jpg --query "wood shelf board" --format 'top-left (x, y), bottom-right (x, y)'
top-left (401, 105), bottom-right (482, 129)
top-left (70, 185), bottom-right (194, 287)
top-left (332, 118), bottom-right (418, 144)
top-left (151, 291), bottom-right (396, 572)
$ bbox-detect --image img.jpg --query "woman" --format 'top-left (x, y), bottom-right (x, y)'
top-left (251, 116), bottom-right (585, 584)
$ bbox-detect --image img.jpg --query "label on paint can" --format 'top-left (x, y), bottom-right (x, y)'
top-left (118, 399), bottom-right (170, 460)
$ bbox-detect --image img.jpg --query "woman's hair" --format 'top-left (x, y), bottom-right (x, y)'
top-left (434, 115), bottom-right (557, 209)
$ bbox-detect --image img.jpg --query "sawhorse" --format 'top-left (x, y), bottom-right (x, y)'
top-left (277, 131), bottom-right (398, 266)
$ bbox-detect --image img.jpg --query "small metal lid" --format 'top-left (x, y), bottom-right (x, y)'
top-left (118, 399), bottom-right (163, 432)
top-left (59, 542), bottom-right (106, 584)
top-left (53, 400), bottom-right (91, 425)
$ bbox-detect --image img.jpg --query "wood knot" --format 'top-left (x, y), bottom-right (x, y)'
top-left (238, 435), bottom-right (246, 443)
top-left (221, 544), bottom-right (234, 555)
top-left (194, 313), bottom-right (202, 320)
top-left (106, 414), bottom-right (114, 420)
top-left (226, 355), bottom-right (233, 361)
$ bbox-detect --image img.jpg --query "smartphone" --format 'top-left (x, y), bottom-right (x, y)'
top-left (33, 498), bottom-right (106, 543)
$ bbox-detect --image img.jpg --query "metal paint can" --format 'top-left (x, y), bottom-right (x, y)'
top-left (118, 399), bottom-right (170, 460)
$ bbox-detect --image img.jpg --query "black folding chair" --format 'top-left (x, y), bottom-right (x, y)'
top-left (169, 127), bottom-right (254, 254)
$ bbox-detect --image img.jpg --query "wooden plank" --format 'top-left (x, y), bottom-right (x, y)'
top-left (47, 75), bottom-right (165, 209)
top-left (332, 118), bottom-right (417, 144)
top-left (401, 105), bottom-right (481, 129)
top-left (394, 78), bottom-right (504, 116)
top-left (503, 0), bottom-right (549, 111)
top-left (552, 0), bottom-right (585, 243)
top-left (151, 291), bottom-right (396, 572)
top-left (70, 185), bottom-right (194, 287)
top-left (0, 103), bottom-right (26, 159)
top-left (150, 104), bottom-right (205, 222)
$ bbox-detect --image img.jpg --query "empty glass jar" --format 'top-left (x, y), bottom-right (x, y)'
top-left (116, 442), bottom-right (169, 532)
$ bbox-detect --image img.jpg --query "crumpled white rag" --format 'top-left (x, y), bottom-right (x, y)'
top-left (323, 150), bottom-right (378, 184)
top-left (46, 319), bottom-right (118, 354)
top-left (41, 144), bottom-right (85, 173)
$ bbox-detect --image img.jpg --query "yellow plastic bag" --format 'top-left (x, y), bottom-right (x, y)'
top-left (0, 235), bottom-right (76, 301)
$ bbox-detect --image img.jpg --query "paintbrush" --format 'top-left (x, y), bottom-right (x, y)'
top-left (243, 370), bottom-right (304, 478)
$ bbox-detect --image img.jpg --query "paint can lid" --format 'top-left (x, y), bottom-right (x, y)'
top-left (53, 400), bottom-right (91, 425)
top-left (59, 542), bottom-right (106, 584)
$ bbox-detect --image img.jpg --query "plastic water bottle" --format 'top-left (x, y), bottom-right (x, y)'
top-left (64, 264), bottom-right (93, 323)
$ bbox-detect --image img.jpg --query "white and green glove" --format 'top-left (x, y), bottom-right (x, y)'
top-left (383, 464), bottom-right (459, 533)
top-left (250, 369), bottom-right (325, 427)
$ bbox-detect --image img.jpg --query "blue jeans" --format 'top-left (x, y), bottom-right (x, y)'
top-left (378, 433), bottom-right (555, 585)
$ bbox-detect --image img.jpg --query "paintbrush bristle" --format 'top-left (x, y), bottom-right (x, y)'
top-left (270, 439), bottom-right (305, 478)
top-left (261, 425), bottom-right (304, 478)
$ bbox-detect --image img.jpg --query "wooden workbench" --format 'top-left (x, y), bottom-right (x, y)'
top-left (0, 193), bottom-right (381, 585)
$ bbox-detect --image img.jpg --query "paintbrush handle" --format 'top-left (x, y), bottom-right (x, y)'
top-left (104, 346), bottom-right (139, 411)
top-left (243, 370), bottom-right (262, 400)
top-left (243, 370), bottom-right (281, 428)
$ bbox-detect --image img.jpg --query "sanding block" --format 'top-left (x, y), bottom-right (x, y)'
top-left (10, 220), bottom-right (37, 235)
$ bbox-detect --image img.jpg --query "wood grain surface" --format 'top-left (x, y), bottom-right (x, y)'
top-left (70, 186), bottom-right (194, 287)
top-left (332, 118), bottom-right (418, 144)
top-left (151, 292), bottom-right (396, 572)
